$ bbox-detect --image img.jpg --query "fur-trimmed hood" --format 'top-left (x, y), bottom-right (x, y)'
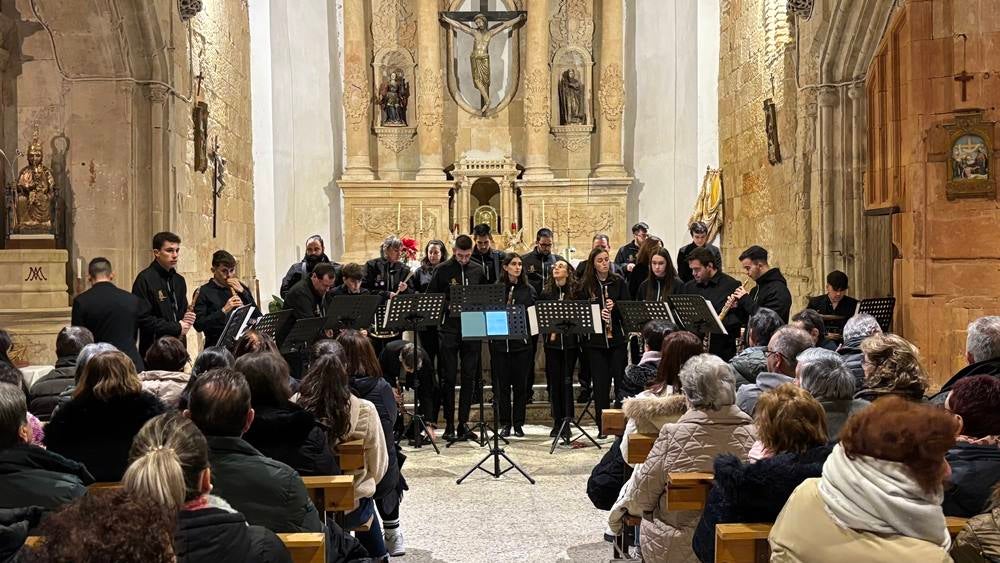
top-left (622, 392), bottom-right (687, 421)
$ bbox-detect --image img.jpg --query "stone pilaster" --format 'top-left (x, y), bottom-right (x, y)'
top-left (342, 0), bottom-right (375, 180)
top-left (522, 0), bottom-right (553, 179)
top-left (592, 0), bottom-right (626, 178)
top-left (415, 0), bottom-right (445, 180)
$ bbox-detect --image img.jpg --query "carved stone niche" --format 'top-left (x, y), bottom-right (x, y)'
top-left (550, 46), bottom-right (594, 152)
top-left (372, 48), bottom-right (416, 153)
top-left (933, 110), bottom-right (996, 201)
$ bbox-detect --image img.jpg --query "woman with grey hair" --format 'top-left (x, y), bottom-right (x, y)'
top-left (838, 313), bottom-right (882, 386)
top-left (48, 342), bottom-right (120, 417)
top-left (608, 354), bottom-right (756, 562)
top-left (795, 347), bottom-right (869, 439)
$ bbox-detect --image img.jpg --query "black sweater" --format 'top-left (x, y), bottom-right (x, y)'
top-left (194, 280), bottom-right (259, 347)
top-left (132, 261), bottom-right (187, 357)
top-left (425, 258), bottom-right (486, 334)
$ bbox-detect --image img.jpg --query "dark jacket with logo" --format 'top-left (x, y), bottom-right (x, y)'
top-left (279, 254), bottom-right (334, 299)
top-left (242, 402), bottom-right (337, 477)
top-left (681, 271), bottom-right (742, 360)
top-left (677, 242), bottom-right (722, 283)
top-left (426, 258), bottom-right (486, 336)
top-left (0, 443), bottom-right (93, 511)
top-left (132, 261), bottom-right (188, 357)
top-left (205, 435), bottom-right (323, 533)
top-left (283, 277), bottom-right (326, 321)
top-left (27, 356), bottom-right (78, 421)
top-left (636, 276), bottom-right (684, 302)
top-left (931, 357), bottom-right (1000, 405)
top-left (363, 258), bottom-right (412, 301)
top-left (614, 240), bottom-right (640, 271)
top-left (471, 248), bottom-right (506, 284)
top-left (490, 280), bottom-right (536, 353)
top-left (72, 281), bottom-right (146, 370)
top-left (194, 280), bottom-right (259, 347)
top-left (734, 267), bottom-right (792, 323)
top-left (174, 501), bottom-right (292, 563)
top-left (43, 391), bottom-right (165, 482)
top-left (944, 442), bottom-right (1000, 518)
top-left (521, 249), bottom-right (566, 296)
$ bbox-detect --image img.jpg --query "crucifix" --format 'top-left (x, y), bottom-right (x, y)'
top-left (955, 33), bottom-right (974, 102)
top-left (440, 1), bottom-right (526, 114)
top-left (209, 136), bottom-right (227, 238)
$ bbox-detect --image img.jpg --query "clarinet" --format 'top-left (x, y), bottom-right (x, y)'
top-left (601, 281), bottom-right (613, 341)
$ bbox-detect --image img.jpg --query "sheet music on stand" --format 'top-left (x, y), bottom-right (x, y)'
top-left (530, 300), bottom-right (601, 337)
top-left (666, 295), bottom-right (727, 336)
top-left (616, 301), bottom-right (675, 334)
top-left (324, 295), bottom-right (382, 332)
top-left (448, 284), bottom-right (505, 317)
top-left (384, 293), bottom-right (447, 331)
top-left (251, 310), bottom-right (295, 344)
top-left (216, 304), bottom-right (256, 349)
top-left (857, 297), bottom-right (896, 333)
top-left (460, 303), bottom-right (534, 340)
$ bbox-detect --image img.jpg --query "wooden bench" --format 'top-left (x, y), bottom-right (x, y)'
top-left (277, 533), bottom-right (326, 563)
top-left (625, 433), bottom-right (657, 465)
top-left (602, 408), bottom-right (626, 436)
top-left (714, 516), bottom-right (970, 562)
top-left (302, 475), bottom-right (355, 513)
top-left (87, 482), bottom-right (123, 492)
top-left (666, 472), bottom-right (713, 511)
top-left (336, 439), bottom-right (365, 471)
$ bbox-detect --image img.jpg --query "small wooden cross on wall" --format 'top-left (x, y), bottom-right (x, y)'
top-left (955, 34), bottom-right (974, 102)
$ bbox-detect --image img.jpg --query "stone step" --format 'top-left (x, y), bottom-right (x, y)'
top-left (400, 383), bottom-right (602, 426)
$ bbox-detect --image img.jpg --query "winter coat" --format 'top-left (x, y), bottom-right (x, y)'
top-left (735, 372), bottom-right (793, 415)
top-left (692, 445), bottom-right (832, 563)
top-left (609, 405), bottom-right (756, 563)
top-left (132, 260), bottom-right (188, 358)
top-left (931, 357), bottom-right (1000, 406)
top-left (837, 340), bottom-right (866, 389)
top-left (204, 435), bottom-right (323, 534)
top-left (728, 346), bottom-right (766, 389)
top-left (242, 402), bottom-right (337, 477)
top-left (588, 435), bottom-right (633, 511)
top-left (174, 496), bottom-right (291, 563)
top-left (279, 255), bottom-right (334, 299)
top-left (349, 374), bottom-right (398, 498)
top-left (330, 395), bottom-right (388, 507)
top-left (769, 479), bottom-right (951, 562)
top-left (27, 356), bottom-right (77, 421)
top-left (733, 267), bottom-right (792, 323)
top-left (620, 391), bottom-right (686, 466)
top-left (0, 443), bottom-right (94, 511)
top-left (944, 441), bottom-right (1000, 518)
top-left (819, 398), bottom-right (870, 440)
top-left (617, 354), bottom-right (660, 401)
top-left (44, 391), bottom-right (166, 482)
top-left (952, 506), bottom-right (1000, 563)
top-left (139, 370), bottom-right (191, 409)
top-left (0, 507), bottom-right (44, 562)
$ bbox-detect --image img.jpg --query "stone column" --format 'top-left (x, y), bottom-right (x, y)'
top-left (593, 0), bottom-right (627, 178)
top-left (818, 86), bottom-right (839, 276)
top-left (416, 0), bottom-right (445, 180)
top-left (342, 0), bottom-right (375, 180)
top-left (522, 0), bottom-right (553, 179)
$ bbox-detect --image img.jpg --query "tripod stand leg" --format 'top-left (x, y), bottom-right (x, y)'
top-left (407, 413), bottom-right (440, 454)
top-left (575, 397), bottom-right (598, 427)
top-left (497, 451), bottom-right (536, 484)
top-left (549, 416), bottom-right (573, 454)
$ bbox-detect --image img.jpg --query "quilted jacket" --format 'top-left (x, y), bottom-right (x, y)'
top-left (620, 391), bottom-right (687, 466)
top-left (139, 370), bottom-right (191, 409)
top-left (609, 405), bottom-right (756, 563)
top-left (951, 506), bottom-right (1000, 563)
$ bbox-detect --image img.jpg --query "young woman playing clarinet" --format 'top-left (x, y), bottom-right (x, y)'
top-left (491, 253), bottom-right (536, 437)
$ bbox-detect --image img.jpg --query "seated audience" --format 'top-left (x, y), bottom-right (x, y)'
top-left (943, 375), bottom-right (1000, 518)
top-left (139, 335), bottom-right (191, 408)
top-left (123, 412), bottom-right (292, 563)
top-left (178, 345), bottom-right (235, 410)
top-left (933, 316), bottom-right (1000, 405)
top-left (0, 365), bottom-right (43, 446)
top-left (609, 354), bottom-right (756, 563)
top-left (28, 326), bottom-right (93, 420)
top-left (791, 308), bottom-right (838, 350)
top-left (794, 348), bottom-right (869, 439)
top-left (185, 368), bottom-right (323, 534)
top-left (728, 307), bottom-right (784, 387)
top-left (620, 331), bottom-right (702, 465)
top-left (49, 342), bottom-right (119, 415)
top-left (44, 350), bottom-right (165, 481)
top-left (951, 482), bottom-right (1000, 562)
top-left (856, 332), bottom-right (929, 402)
top-left (23, 489), bottom-right (176, 562)
top-left (618, 320), bottom-right (676, 400)
top-left (769, 396), bottom-right (958, 562)
top-left (693, 384), bottom-right (832, 562)
top-left (233, 330), bottom-right (280, 359)
top-left (837, 313), bottom-right (882, 387)
top-left (237, 352), bottom-right (336, 476)
top-left (0, 506), bottom-right (44, 560)
top-left (0, 382), bottom-right (93, 511)
top-left (299, 339), bottom-right (388, 559)
top-left (736, 326), bottom-right (813, 415)
top-left (806, 270), bottom-right (859, 335)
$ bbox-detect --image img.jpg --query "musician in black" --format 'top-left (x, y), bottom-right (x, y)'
top-left (471, 223), bottom-right (505, 284)
top-left (193, 250), bottom-right (259, 347)
top-left (411, 240), bottom-right (447, 427)
top-left (539, 258), bottom-right (580, 438)
top-left (426, 235), bottom-right (487, 441)
top-left (329, 263), bottom-right (370, 297)
top-left (636, 247), bottom-right (683, 302)
top-left (727, 245), bottom-right (792, 323)
top-left (491, 253), bottom-right (536, 437)
top-left (279, 234), bottom-right (337, 298)
top-left (575, 234), bottom-right (622, 280)
top-left (680, 247), bottom-right (741, 361)
top-left (132, 231), bottom-right (194, 357)
top-left (412, 240), bottom-right (448, 293)
top-left (283, 262), bottom-right (338, 320)
top-left (522, 228), bottom-right (566, 296)
top-left (677, 221), bottom-right (723, 283)
top-left (614, 221), bottom-right (648, 283)
top-left (806, 270), bottom-right (858, 335)
top-left (363, 235), bottom-right (412, 301)
top-left (579, 246), bottom-right (629, 438)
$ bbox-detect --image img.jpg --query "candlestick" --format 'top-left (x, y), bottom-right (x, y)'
top-left (542, 200), bottom-right (546, 227)
top-left (419, 201), bottom-right (423, 231)
top-left (396, 202), bottom-right (401, 233)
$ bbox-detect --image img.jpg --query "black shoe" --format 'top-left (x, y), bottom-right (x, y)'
top-left (597, 433), bottom-right (608, 440)
top-left (561, 426), bottom-right (571, 441)
top-left (443, 427), bottom-right (456, 441)
top-left (500, 426), bottom-right (511, 437)
top-left (458, 425), bottom-right (478, 441)
top-left (549, 425), bottom-right (560, 437)
top-left (513, 426), bottom-right (525, 437)
top-left (577, 389), bottom-right (591, 403)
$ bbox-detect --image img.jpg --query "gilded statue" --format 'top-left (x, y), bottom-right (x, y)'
top-left (14, 130), bottom-right (55, 234)
top-left (378, 70), bottom-right (410, 126)
top-left (559, 68), bottom-right (586, 125)
top-left (440, 12), bottom-right (526, 113)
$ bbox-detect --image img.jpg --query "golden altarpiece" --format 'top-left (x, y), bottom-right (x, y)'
top-left (337, 0), bottom-right (630, 261)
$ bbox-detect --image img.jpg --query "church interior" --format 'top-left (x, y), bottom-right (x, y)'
top-left (2, 0), bottom-right (1000, 561)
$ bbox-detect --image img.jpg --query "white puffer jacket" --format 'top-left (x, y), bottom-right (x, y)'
top-left (620, 390), bottom-right (686, 466)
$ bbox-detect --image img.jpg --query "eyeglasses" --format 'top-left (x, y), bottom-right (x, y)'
top-left (765, 349), bottom-right (788, 362)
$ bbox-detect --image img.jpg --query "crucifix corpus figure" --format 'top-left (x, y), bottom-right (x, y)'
top-left (440, 7), bottom-right (526, 114)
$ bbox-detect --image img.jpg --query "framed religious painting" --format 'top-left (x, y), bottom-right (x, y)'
top-left (944, 111), bottom-right (995, 201)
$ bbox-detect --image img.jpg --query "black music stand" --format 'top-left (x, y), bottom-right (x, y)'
top-left (278, 317), bottom-right (327, 354)
top-left (667, 295), bottom-right (727, 339)
top-left (384, 293), bottom-right (447, 454)
top-left (857, 297), bottom-right (896, 333)
top-left (535, 300), bottom-right (603, 454)
top-left (456, 305), bottom-right (535, 485)
top-left (250, 310), bottom-right (295, 345)
top-left (217, 304), bottom-right (256, 348)
top-left (446, 284), bottom-right (506, 447)
top-left (325, 295), bottom-right (382, 332)
top-left (617, 301), bottom-right (675, 333)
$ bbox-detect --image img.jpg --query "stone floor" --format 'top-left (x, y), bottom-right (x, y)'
top-left (394, 423), bottom-right (615, 562)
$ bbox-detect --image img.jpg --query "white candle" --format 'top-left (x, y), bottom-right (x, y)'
top-left (396, 202), bottom-right (401, 232)
top-left (419, 201), bottom-right (423, 231)
top-left (542, 200), bottom-right (546, 227)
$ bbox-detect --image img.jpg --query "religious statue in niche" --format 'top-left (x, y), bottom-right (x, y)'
top-left (378, 70), bottom-right (410, 126)
top-left (440, 10), bottom-right (526, 114)
top-left (558, 69), bottom-right (586, 125)
top-left (951, 134), bottom-right (989, 180)
top-left (13, 129), bottom-right (56, 234)
top-left (763, 98), bottom-right (782, 165)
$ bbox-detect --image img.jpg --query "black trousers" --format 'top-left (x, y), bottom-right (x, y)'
top-left (525, 336), bottom-right (539, 398)
top-left (577, 346), bottom-right (592, 394)
top-left (587, 345), bottom-right (627, 432)
top-left (492, 346), bottom-right (531, 427)
top-left (545, 346), bottom-right (578, 422)
top-left (438, 333), bottom-right (481, 429)
top-left (418, 328), bottom-right (440, 423)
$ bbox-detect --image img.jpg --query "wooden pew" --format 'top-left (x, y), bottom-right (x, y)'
top-left (602, 409), bottom-right (626, 436)
top-left (666, 472), bottom-right (713, 511)
top-left (302, 475), bottom-right (355, 513)
top-left (336, 439), bottom-right (365, 471)
top-left (625, 433), bottom-right (657, 465)
top-left (714, 516), bottom-right (970, 562)
top-left (277, 533), bottom-right (326, 563)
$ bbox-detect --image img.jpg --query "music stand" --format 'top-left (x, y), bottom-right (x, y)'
top-left (216, 304), bottom-right (256, 348)
top-left (857, 297), bottom-right (896, 333)
top-left (278, 317), bottom-right (327, 354)
top-left (455, 305), bottom-right (535, 485)
top-left (534, 300), bottom-right (603, 454)
top-left (446, 284), bottom-right (506, 447)
top-left (324, 295), bottom-right (382, 332)
top-left (384, 293), bottom-right (447, 454)
top-left (666, 295), bottom-right (727, 338)
top-left (250, 310), bottom-right (295, 344)
top-left (616, 301), bottom-right (675, 333)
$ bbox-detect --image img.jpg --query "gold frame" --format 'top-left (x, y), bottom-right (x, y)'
top-left (945, 111), bottom-right (995, 201)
